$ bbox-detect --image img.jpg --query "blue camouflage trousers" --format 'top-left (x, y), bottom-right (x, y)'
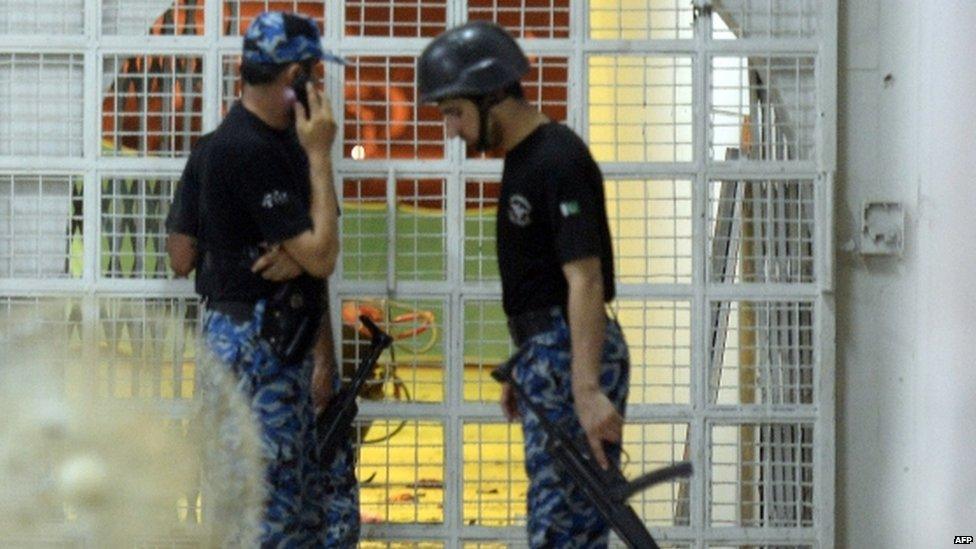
top-left (509, 310), bottom-right (630, 549)
top-left (203, 301), bottom-right (359, 548)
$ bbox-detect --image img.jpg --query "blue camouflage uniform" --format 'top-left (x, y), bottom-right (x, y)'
top-left (203, 302), bottom-right (358, 547)
top-left (191, 11), bottom-right (354, 547)
top-left (491, 117), bottom-right (626, 546)
top-left (508, 309), bottom-right (629, 548)
top-left (416, 22), bottom-right (629, 548)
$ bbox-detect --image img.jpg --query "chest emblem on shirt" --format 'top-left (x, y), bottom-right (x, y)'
top-left (507, 194), bottom-right (532, 227)
top-left (261, 190), bottom-right (290, 209)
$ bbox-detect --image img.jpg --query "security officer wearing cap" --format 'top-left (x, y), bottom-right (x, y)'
top-left (191, 11), bottom-right (357, 547)
top-left (419, 22), bottom-right (630, 548)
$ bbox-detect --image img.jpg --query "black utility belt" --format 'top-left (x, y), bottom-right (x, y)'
top-left (207, 281), bottom-right (324, 364)
top-left (207, 300), bottom-right (255, 323)
top-left (507, 306), bottom-right (565, 347)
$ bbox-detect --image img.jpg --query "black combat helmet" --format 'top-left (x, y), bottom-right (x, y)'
top-left (417, 21), bottom-right (529, 103)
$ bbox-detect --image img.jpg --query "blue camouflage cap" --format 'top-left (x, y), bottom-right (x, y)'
top-left (243, 12), bottom-right (345, 65)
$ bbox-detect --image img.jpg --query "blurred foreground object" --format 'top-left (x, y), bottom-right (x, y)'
top-left (0, 302), bottom-right (264, 547)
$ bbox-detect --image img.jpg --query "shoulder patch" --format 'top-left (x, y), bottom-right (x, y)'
top-left (508, 194), bottom-right (532, 227)
top-left (559, 201), bottom-right (580, 217)
top-left (261, 190), bottom-right (290, 209)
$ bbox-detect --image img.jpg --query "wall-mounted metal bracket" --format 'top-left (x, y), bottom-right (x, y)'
top-left (860, 201), bottom-right (905, 256)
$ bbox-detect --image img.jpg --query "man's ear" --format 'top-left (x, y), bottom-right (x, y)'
top-left (282, 62), bottom-right (303, 84)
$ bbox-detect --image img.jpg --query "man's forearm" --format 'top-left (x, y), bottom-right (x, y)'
top-left (282, 155), bottom-right (340, 277)
top-left (563, 258), bottom-right (622, 470)
top-left (565, 261), bottom-right (607, 397)
top-left (306, 155), bottom-right (339, 272)
top-left (314, 306), bottom-right (337, 375)
top-left (166, 233), bottom-right (198, 277)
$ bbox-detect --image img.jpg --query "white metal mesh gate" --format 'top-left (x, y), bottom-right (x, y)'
top-left (0, 1), bottom-right (835, 547)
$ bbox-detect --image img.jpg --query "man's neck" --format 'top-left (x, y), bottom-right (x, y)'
top-left (241, 85), bottom-right (291, 130)
top-left (497, 100), bottom-right (550, 153)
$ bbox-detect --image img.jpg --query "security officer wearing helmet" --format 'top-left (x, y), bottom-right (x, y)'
top-left (419, 22), bottom-right (630, 548)
top-left (193, 11), bottom-right (357, 547)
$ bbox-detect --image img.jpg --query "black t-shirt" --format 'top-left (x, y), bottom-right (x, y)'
top-left (165, 133), bottom-right (211, 237)
top-left (496, 122), bottom-right (615, 317)
top-left (166, 133), bottom-right (212, 295)
top-left (196, 102), bottom-right (315, 302)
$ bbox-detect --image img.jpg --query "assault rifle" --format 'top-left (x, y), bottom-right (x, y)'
top-left (317, 315), bottom-right (393, 465)
top-left (492, 359), bottom-right (693, 549)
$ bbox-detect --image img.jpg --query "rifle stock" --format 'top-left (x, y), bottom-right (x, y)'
top-left (492, 360), bottom-right (693, 549)
top-left (316, 315), bottom-right (393, 465)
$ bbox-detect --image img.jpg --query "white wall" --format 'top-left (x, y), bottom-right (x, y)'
top-left (837, 1), bottom-right (976, 546)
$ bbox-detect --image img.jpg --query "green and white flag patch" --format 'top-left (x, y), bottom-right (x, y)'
top-left (559, 201), bottom-right (580, 217)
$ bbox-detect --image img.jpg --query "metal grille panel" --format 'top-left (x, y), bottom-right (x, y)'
top-left (589, 0), bottom-right (693, 40)
top-left (100, 176), bottom-right (179, 279)
top-left (345, 0), bottom-right (448, 37)
top-left (588, 56), bottom-right (694, 163)
top-left (710, 56), bottom-right (817, 162)
top-left (467, 0), bottom-right (570, 38)
top-left (606, 178), bottom-right (693, 284)
top-left (0, 54), bottom-right (84, 157)
top-left (709, 179), bottom-right (816, 284)
top-left (710, 422), bottom-right (815, 528)
top-left (340, 297), bottom-right (446, 403)
top-left (0, 0), bottom-right (84, 34)
top-left (623, 422), bottom-right (692, 526)
top-left (712, 0), bottom-right (819, 40)
top-left (462, 422), bottom-right (528, 527)
top-left (344, 56), bottom-right (444, 161)
top-left (462, 300), bottom-right (512, 403)
top-left (463, 180), bottom-right (500, 282)
top-left (0, 175), bottom-right (83, 279)
top-left (523, 56), bottom-right (569, 124)
top-left (220, 54), bottom-right (242, 117)
top-left (395, 178), bottom-right (447, 281)
top-left (616, 300), bottom-right (692, 406)
top-left (102, 0), bottom-right (206, 35)
top-left (355, 419), bottom-right (445, 524)
top-left (101, 55), bottom-right (204, 158)
top-left (709, 301), bottom-right (815, 406)
top-left (95, 297), bottom-right (199, 401)
top-left (341, 177), bottom-right (390, 281)
top-left (338, 177), bottom-right (447, 281)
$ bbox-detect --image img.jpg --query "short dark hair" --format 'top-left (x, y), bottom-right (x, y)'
top-left (240, 58), bottom-right (316, 86)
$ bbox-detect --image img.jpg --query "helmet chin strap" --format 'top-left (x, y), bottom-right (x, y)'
top-left (474, 92), bottom-right (505, 152)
